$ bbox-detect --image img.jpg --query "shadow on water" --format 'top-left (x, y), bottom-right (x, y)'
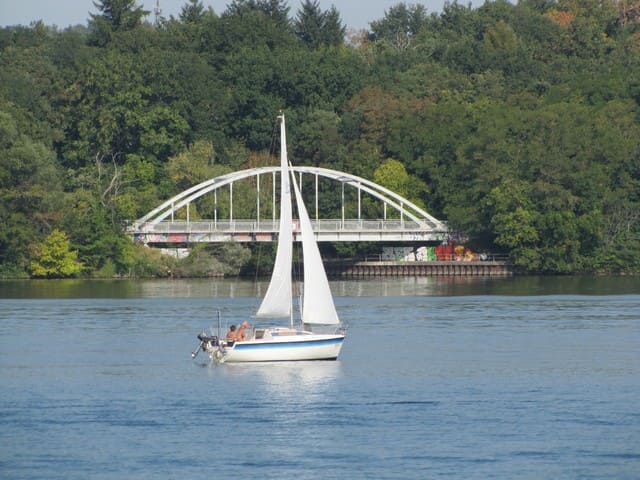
top-left (427, 275), bottom-right (640, 296)
top-left (0, 278), bottom-right (260, 299)
top-left (1, 275), bottom-right (638, 299)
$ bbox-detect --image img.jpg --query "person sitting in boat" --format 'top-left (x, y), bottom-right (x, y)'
top-left (226, 325), bottom-right (237, 344)
top-left (236, 321), bottom-right (249, 341)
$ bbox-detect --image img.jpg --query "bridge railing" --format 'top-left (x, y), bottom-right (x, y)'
top-left (131, 219), bottom-right (446, 233)
top-left (363, 253), bottom-right (511, 262)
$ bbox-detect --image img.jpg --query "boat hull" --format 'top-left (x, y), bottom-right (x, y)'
top-left (222, 334), bottom-right (344, 363)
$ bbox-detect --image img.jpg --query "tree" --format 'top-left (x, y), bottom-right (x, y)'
top-left (0, 108), bottom-right (63, 274)
top-left (296, 0), bottom-right (323, 47)
top-left (225, 0), bottom-right (290, 27)
top-left (487, 180), bottom-right (540, 268)
top-left (167, 140), bottom-right (218, 191)
top-left (179, 0), bottom-right (206, 23)
top-left (293, 110), bottom-right (345, 168)
top-left (374, 158), bottom-right (410, 198)
top-left (218, 0), bottom-right (295, 53)
top-left (175, 243), bottom-right (251, 277)
top-left (322, 6), bottom-right (346, 47)
top-left (295, 0), bottom-right (345, 48)
top-left (3, 0), bottom-right (640, 276)
top-left (28, 229), bottom-right (84, 278)
top-left (89, 0), bottom-right (150, 46)
top-left (484, 19), bottom-right (518, 52)
top-left (370, 2), bottom-right (430, 51)
top-left (61, 48), bottom-right (190, 170)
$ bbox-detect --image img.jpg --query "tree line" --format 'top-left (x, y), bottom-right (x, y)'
top-left (1, 0), bottom-right (639, 277)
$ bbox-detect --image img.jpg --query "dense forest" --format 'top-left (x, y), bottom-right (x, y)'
top-left (1, 0), bottom-right (639, 277)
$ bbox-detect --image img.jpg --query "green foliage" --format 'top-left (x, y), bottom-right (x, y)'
top-left (373, 157), bottom-right (430, 216)
top-left (1, 0), bottom-right (639, 276)
top-left (124, 242), bottom-right (177, 277)
top-left (167, 140), bottom-right (218, 191)
top-left (295, 0), bottom-right (345, 48)
top-left (89, 0), bottom-right (150, 46)
top-left (174, 243), bottom-right (252, 277)
top-left (0, 108), bottom-right (64, 273)
top-left (374, 158), bottom-right (410, 197)
top-left (292, 109), bottom-right (345, 168)
top-left (370, 2), bottom-right (430, 52)
top-left (179, 0), bottom-right (207, 23)
top-left (29, 229), bottom-right (84, 278)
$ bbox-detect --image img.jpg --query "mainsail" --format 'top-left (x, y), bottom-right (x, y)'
top-left (256, 115), bottom-right (293, 318)
top-left (290, 168), bottom-right (340, 325)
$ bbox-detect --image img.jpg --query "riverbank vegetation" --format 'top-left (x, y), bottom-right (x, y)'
top-left (1, 0), bottom-right (639, 277)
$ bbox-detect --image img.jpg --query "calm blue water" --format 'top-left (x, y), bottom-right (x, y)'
top-left (1, 277), bottom-right (639, 479)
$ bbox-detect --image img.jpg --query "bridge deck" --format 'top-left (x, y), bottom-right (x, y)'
top-left (128, 219), bottom-right (449, 243)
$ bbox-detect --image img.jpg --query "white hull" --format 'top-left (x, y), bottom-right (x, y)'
top-left (207, 332), bottom-right (344, 363)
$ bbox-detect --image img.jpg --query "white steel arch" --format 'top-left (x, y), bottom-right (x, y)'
top-left (132, 166), bottom-right (446, 230)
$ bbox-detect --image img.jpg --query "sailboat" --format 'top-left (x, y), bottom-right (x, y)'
top-left (192, 114), bottom-right (346, 363)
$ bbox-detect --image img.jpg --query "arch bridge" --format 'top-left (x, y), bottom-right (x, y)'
top-left (127, 166), bottom-right (448, 245)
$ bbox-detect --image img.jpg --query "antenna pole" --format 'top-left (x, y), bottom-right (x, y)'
top-left (154, 0), bottom-right (162, 25)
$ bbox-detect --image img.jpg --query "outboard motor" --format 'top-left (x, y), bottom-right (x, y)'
top-left (191, 330), bottom-right (219, 358)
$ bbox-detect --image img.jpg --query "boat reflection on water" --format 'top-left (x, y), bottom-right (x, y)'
top-left (209, 361), bottom-right (342, 401)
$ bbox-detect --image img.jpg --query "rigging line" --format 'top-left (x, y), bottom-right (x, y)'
top-left (253, 241), bottom-right (263, 298)
top-left (268, 117), bottom-right (280, 158)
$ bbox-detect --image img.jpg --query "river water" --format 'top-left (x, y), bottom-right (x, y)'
top-left (1, 276), bottom-right (639, 479)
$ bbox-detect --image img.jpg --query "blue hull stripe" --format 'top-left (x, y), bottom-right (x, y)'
top-left (232, 337), bottom-right (343, 352)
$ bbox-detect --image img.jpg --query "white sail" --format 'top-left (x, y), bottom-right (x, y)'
top-left (256, 115), bottom-right (292, 318)
top-left (290, 168), bottom-right (340, 325)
